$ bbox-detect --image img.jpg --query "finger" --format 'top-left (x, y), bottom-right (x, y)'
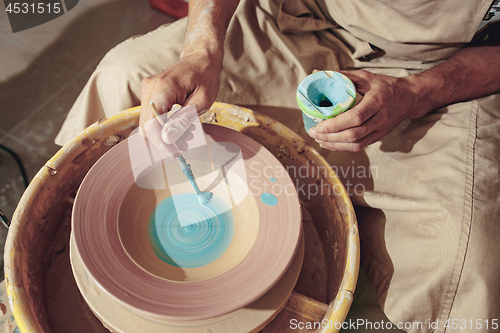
top-left (149, 71), bottom-right (185, 114)
top-left (317, 130), bottom-right (381, 152)
top-left (146, 73), bottom-right (186, 119)
top-left (309, 104), bottom-right (375, 139)
top-left (183, 83), bottom-right (219, 114)
top-left (313, 108), bottom-right (386, 143)
top-left (340, 69), bottom-right (373, 96)
top-left (184, 93), bottom-right (212, 114)
top-left (140, 77), bottom-right (155, 130)
top-left (309, 85), bottom-right (386, 139)
top-left (313, 122), bottom-right (374, 144)
top-left (151, 86), bottom-right (178, 115)
top-left (139, 102), bottom-right (180, 154)
top-left (141, 115), bottom-right (163, 148)
top-left (140, 74), bottom-right (182, 139)
top-left (140, 76), bottom-right (172, 140)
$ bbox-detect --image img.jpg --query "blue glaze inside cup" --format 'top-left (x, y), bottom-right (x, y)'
top-left (297, 71), bottom-right (356, 134)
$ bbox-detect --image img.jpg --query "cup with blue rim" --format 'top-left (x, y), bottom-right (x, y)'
top-left (297, 70), bottom-right (356, 135)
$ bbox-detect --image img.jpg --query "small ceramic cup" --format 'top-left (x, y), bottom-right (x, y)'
top-left (297, 71), bottom-right (356, 134)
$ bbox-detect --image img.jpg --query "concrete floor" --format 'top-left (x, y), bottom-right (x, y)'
top-left (0, 0), bottom-right (175, 274)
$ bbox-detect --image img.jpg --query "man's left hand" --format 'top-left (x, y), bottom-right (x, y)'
top-left (308, 69), bottom-right (428, 152)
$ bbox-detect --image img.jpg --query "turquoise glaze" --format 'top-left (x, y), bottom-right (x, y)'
top-left (297, 71), bottom-right (356, 133)
top-left (270, 177), bottom-right (277, 182)
top-left (176, 154), bottom-right (213, 204)
top-left (147, 193), bottom-right (235, 268)
top-left (260, 193), bottom-right (278, 206)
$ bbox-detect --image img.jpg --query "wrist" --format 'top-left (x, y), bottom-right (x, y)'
top-left (181, 43), bottom-right (223, 61)
top-left (180, 23), bottom-right (225, 67)
top-left (401, 73), bottom-right (444, 118)
top-left (180, 46), bottom-right (224, 75)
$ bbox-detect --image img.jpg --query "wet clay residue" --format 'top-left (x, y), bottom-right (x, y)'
top-left (293, 140), bottom-right (308, 154)
top-left (294, 202), bottom-right (328, 303)
top-left (103, 134), bottom-right (123, 147)
top-left (278, 144), bottom-right (293, 159)
top-left (0, 302), bottom-right (7, 315)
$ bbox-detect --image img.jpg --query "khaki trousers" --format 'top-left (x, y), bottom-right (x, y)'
top-left (56, 0), bottom-right (500, 331)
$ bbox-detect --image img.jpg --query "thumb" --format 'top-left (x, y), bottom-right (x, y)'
top-left (183, 86), bottom-right (218, 115)
top-left (340, 70), bottom-right (371, 96)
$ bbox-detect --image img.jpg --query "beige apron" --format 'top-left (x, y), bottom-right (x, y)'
top-left (324, 0), bottom-right (492, 61)
top-left (55, 0), bottom-right (500, 332)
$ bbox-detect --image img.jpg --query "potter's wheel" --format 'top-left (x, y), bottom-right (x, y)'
top-left (71, 123), bottom-right (302, 328)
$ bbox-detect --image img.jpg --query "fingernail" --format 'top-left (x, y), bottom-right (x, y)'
top-left (316, 127), bottom-right (326, 134)
top-left (308, 128), bottom-right (316, 136)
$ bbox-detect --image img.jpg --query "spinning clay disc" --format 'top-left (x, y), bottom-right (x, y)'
top-left (72, 124), bottom-right (302, 321)
top-left (70, 232), bottom-right (305, 333)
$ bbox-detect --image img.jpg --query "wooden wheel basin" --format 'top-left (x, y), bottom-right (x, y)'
top-left (4, 102), bottom-right (359, 333)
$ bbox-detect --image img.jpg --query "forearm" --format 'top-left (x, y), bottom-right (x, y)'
top-left (406, 39), bottom-right (500, 117)
top-left (310, 38), bottom-right (500, 151)
top-left (181, 0), bottom-right (239, 62)
top-left (140, 0), bottom-right (239, 118)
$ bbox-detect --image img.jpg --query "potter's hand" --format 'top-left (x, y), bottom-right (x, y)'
top-left (138, 52), bottom-right (222, 154)
top-left (308, 69), bottom-right (428, 152)
top-left (139, 52), bottom-right (221, 129)
top-left (139, 0), bottom-right (239, 150)
top-left (309, 36), bottom-right (500, 152)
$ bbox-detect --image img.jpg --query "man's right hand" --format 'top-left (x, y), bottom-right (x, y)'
top-left (139, 51), bottom-right (222, 137)
top-left (138, 0), bottom-right (239, 150)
